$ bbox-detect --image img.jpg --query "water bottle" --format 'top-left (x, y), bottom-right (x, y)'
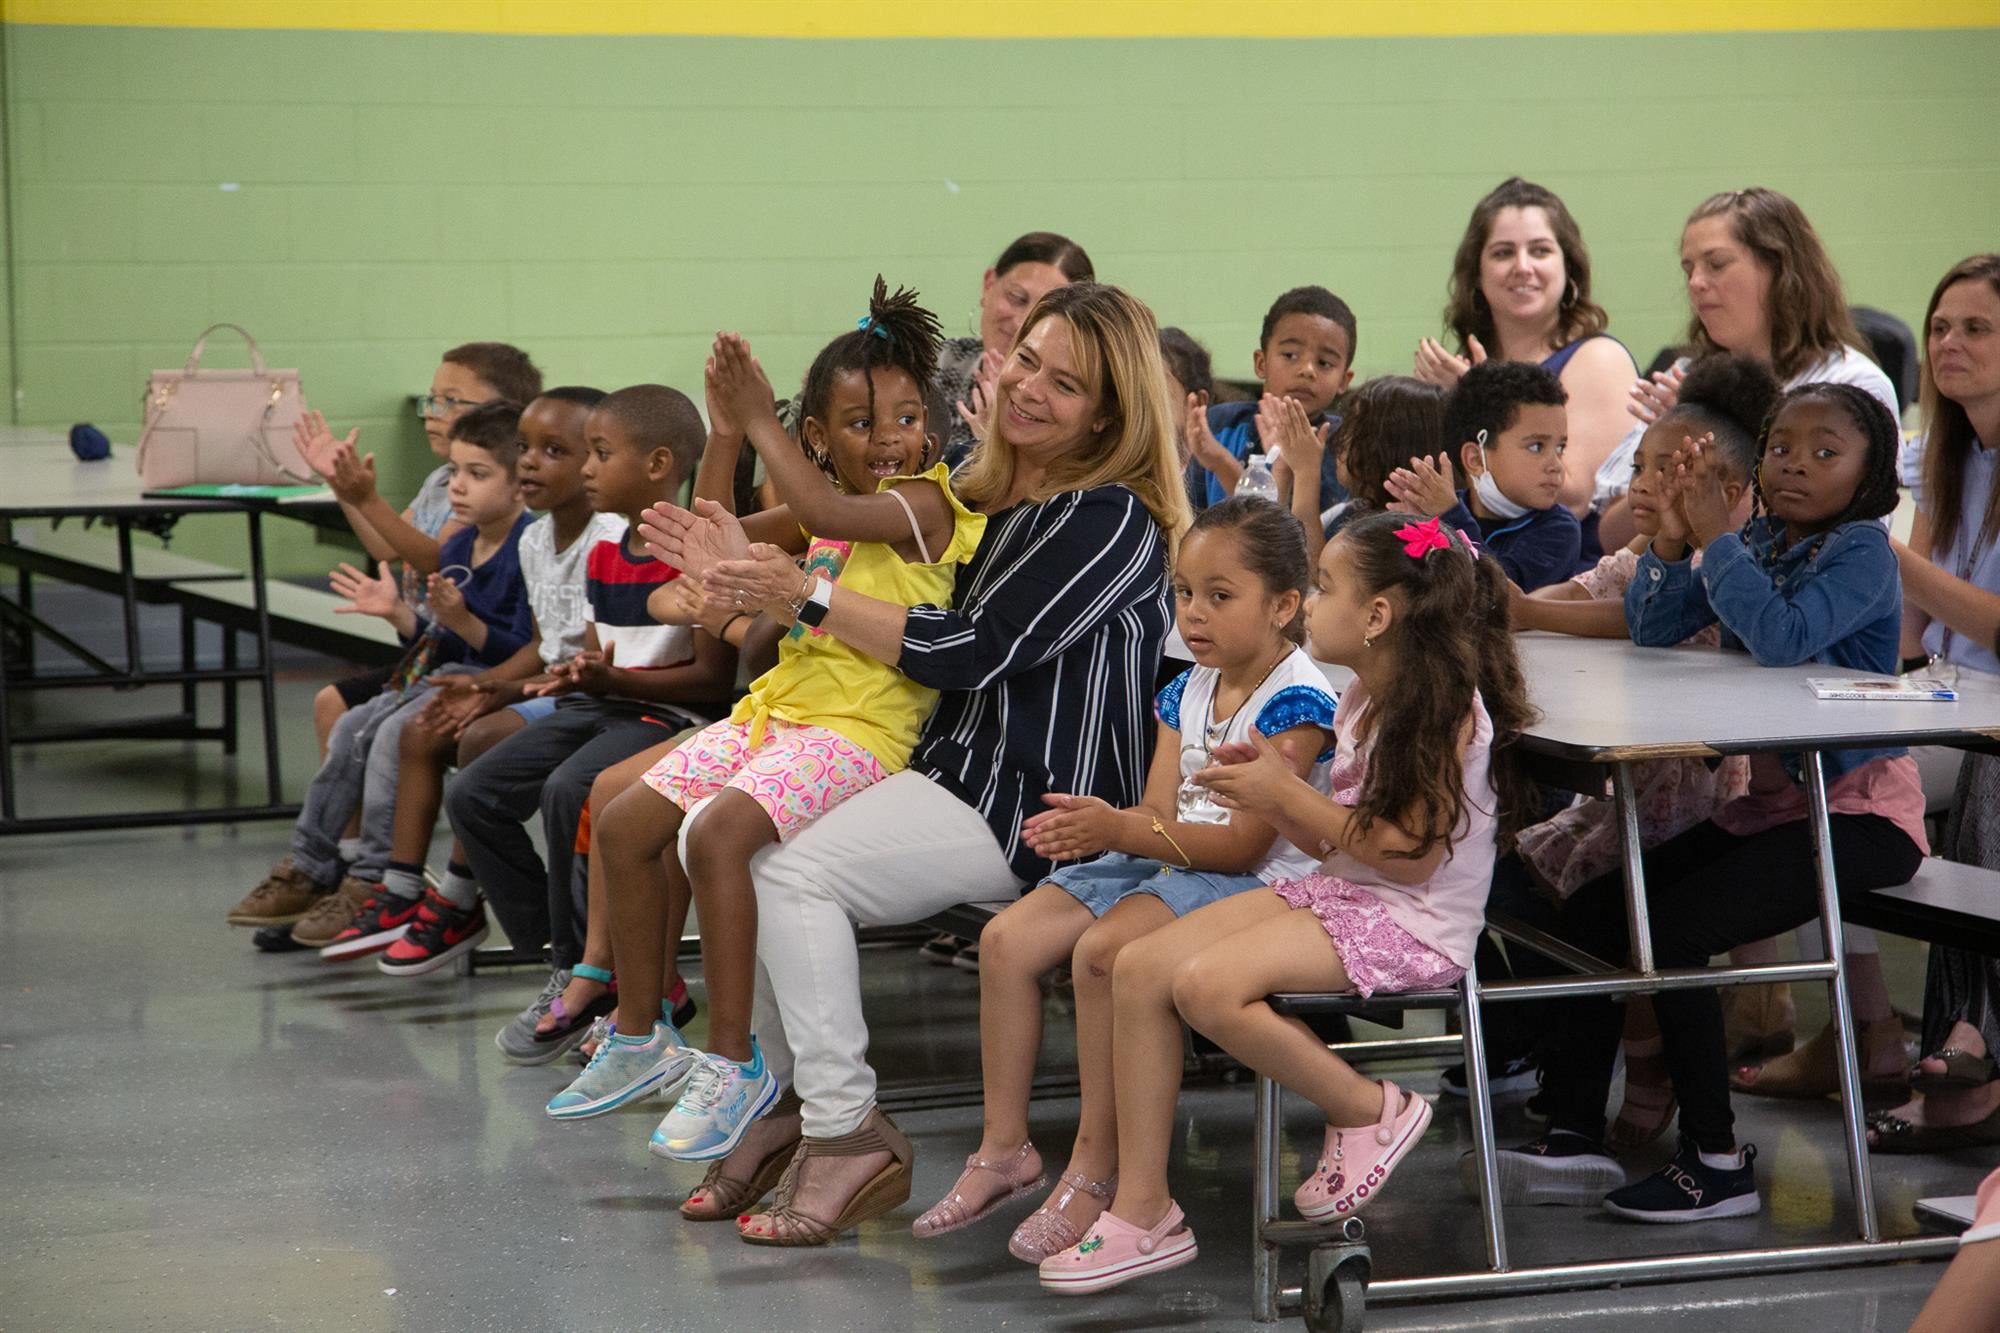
top-left (1235, 453), bottom-right (1278, 504)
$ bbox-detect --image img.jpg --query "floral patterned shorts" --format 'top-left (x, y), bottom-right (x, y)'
top-left (1270, 873), bottom-right (1465, 998)
top-left (642, 718), bottom-right (886, 842)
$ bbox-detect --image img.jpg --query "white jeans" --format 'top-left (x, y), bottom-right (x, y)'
top-left (739, 771), bottom-right (1024, 1136)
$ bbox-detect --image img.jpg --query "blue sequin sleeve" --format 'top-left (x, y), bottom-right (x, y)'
top-left (1255, 685), bottom-right (1339, 760)
top-left (1154, 667), bottom-right (1193, 730)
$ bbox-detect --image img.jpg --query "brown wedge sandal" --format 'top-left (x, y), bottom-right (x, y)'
top-left (680, 1090), bottom-right (803, 1221)
top-left (737, 1107), bottom-right (914, 1247)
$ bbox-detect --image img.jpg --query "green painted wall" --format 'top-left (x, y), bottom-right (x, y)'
top-left (4, 22), bottom-right (1998, 573)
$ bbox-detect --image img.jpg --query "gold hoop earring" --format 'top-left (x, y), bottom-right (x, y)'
top-left (1563, 278), bottom-right (1580, 309)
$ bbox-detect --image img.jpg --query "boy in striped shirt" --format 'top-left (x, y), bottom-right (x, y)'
top-left (445, 386), bottom-right (736, 1027)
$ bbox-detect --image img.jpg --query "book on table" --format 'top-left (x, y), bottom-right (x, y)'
top-left (1805, 676), bottom-right (1958, 702)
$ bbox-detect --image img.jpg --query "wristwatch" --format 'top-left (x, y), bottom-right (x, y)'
top-left (796, 576), bottom-right (834, 628)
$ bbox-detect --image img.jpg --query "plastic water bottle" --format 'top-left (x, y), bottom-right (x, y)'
top-left (1235, 453), bottom-right (1278, 504)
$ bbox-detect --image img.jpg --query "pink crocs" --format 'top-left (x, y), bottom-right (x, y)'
top-left (1037, 1200), bottom-right (1198, 1294)
top-left (1294, 1078), bottom-right (1433, 1222)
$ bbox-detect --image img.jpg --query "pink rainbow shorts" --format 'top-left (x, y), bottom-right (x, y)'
top-left (642, 718), bottom-right (886, 842)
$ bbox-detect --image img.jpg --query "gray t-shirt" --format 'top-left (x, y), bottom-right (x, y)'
top-left (520, 511), bottom-right (629, 665)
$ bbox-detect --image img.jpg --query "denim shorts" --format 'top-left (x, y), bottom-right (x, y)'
top-left (1047, 851), bottom-right (1265, 919)
top-left (508, 696), bottom-right (557, 723)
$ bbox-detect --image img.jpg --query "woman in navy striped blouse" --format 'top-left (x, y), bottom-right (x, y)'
top-left (690, 283), bottom-right (1192, 1246)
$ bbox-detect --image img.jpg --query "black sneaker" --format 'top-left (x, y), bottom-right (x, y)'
top-left (252, 924), bottom-right (309, 953)
top-left (920, 932), bottom-right (962, 964)
top-left (1602, 1138), bottom-right (1759, 1224)
top-left (1463, 1130), bottom-right (1624, 1206)
top-left (1440, 1056), bottom-right (1539, 1098)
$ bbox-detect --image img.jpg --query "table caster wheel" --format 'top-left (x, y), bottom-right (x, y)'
top-left (1303, 1220), bottom-right (1370, 1333)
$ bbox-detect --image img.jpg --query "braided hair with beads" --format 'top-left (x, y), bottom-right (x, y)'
top-left (795, 276), bottom-right (944, 485)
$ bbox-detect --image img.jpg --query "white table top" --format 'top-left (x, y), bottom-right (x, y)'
top-left (0, 449), bottom-right (332, 517)
top-left (1175, 629), bottom-right (2000, 762)
top-left (1513, 633), bottom-right (2000, 761)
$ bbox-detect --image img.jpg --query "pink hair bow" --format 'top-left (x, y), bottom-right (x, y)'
top-left (1393, 516), bottom-right (1451, 559)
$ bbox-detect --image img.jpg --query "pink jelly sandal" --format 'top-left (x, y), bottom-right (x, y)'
top-left (1037, 1201), bottom-right (1197, 1294)
top-left (1294, 1078), bottom-right (1432, 1221)
top-left (911, 1142), bottom-right (1047, 1239)
top-left (1008, 1169), bottom-right (1117, 1263)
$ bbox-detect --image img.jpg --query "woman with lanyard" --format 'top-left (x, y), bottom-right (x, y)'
top-left (651, 282), bottom-right (1189, 1246)
top-left (1870, 254), bottom-right (2000, 1153)
top-left (1414, 177), bottom-right (1638, 560)
top-left (936, 231), bottom-right (1095, 467)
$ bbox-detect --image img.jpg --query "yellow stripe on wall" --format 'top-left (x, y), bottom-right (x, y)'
top-left (7, 0), bottom-right (2000, 38)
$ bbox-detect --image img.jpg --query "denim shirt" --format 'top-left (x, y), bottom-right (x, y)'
top-left (1624, 517), bottom-right (1905, 780)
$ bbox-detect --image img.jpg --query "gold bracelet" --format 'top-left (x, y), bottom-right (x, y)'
top-left (1150, 817), bottom-right (1193, 870)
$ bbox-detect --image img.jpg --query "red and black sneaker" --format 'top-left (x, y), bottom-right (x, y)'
top-left (376, 890), bottom-right (490, 977)
top-left (319, 884), bottom-right (424, 963)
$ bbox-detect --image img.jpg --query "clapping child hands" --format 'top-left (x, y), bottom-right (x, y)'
top-left (1020, 793), bottom-right (1129, 864)
top-left (1384, 452), bottom-right (1459, 517)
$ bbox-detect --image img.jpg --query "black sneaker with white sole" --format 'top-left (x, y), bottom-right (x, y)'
top-left (1602, 1138), bottom-right (1759, 1224)
top-left (1463, 1130), bottom-right (1624, 1206)
top-left (1439, 1056), bottom-right (1539, 1098)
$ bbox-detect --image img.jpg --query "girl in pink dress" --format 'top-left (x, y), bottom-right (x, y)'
top-left (1039, 510), bottom-right (1536, 1294)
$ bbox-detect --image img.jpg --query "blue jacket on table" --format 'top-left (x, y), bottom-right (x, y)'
top-left (411, 511), bottom-right (536, 669)
top-left (1438, 493), bottom-right (1581, 592)
top-left (1194, 399), bottom-right (1348, 509)
top-left (1623, 516), bottom-right (1905, 781)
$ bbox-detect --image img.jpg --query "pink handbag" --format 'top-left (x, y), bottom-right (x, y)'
top-left (136, 323), bottom-right (313, 489)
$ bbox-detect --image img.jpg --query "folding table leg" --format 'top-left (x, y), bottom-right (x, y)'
top-left (246, 511), bottom-right (284, 804)
top-left (1252, 1072), bottom-right (1283, 1322)
top-left (1612, 762), bottom-right (1655, 973)
top-left (1457, 965), bottom-right (1509, 1271)
top-left (1803, 749), bottom-right (1879, 1241)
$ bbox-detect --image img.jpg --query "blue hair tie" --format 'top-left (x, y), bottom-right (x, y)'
top-left (855, 316), bottom-right (890, 341)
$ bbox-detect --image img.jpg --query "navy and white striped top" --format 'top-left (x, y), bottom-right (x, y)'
top-left (900, 485), bottom-right (1172, 881)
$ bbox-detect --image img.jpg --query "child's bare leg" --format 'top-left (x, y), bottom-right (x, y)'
top-left (1170, 904), bottom-right (1385, 1123)
top-left (536, 756), bottom-right (652, 1034)
top-left (455, 707), bottom-right (524, 768)
top-left (661, 855), bottom-right (692, 1001)
top-left (596, 779), bottom-right (687, 1038)
top-left (683, 791), bottom-right (779, 1062)
top-left (1066, 894), bottom-right (1175, 1179)
top-left (390, 716), bottom-right (456, 867)
top-left (974, 886), bottom-right (1096, 1157)
top-left (1109, 892), bottom-right (1353, 1228)
top-left (313, 684), bottom-right (345, 762)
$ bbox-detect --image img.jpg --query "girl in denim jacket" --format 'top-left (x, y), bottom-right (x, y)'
top-left (1484, 383), bottom-right (1927, 1225)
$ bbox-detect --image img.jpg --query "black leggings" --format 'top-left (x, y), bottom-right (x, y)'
top-left (1537, 813), bottom-right (1922, 1152)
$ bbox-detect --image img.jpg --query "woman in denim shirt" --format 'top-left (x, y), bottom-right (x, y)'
top-left (1483, 384), bottom-right (1926, 1225)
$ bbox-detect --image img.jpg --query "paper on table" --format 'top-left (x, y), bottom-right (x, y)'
top-left (1806, 676), bottom-right (1958, 702)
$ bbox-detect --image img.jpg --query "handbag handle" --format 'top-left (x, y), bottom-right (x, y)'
top-left (183, 323), bottom-right (268, 376)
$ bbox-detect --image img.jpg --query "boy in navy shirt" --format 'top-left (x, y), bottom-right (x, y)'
top-left (1387, 360), bottom-right (1582, 592)
top-left (226, 402), bottom-right (534, 930)
top-left (1187, 285), bottom-right (1356, 509)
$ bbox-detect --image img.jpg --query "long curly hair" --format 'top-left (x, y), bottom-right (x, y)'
top-left (1918, 254), bottom-right (2000, 559)
top-left (1682, 188), bottom-right (1864, 382)
top-left (1337, 510), bottom-right (1538, 859)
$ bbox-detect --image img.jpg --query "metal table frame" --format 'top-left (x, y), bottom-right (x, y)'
top-left (1250, 635), bottom-right (2000, 1318)
top-left (0, 454), bottom-right (335, 835)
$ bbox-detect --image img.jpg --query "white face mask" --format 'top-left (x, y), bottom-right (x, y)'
top-left (1470, 430), bottom-right (1533, 520)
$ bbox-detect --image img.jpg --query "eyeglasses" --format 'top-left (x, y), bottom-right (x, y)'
top-left (417, 394), bottom-right (491, 420)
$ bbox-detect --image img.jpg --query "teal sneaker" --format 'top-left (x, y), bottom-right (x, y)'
top-left (545, 1020), bottom-right (695, 1121)
top-left (648, 1044), bottom-right (780, 1162)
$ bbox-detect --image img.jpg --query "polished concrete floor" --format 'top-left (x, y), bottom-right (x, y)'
top-left (3, 594), bottom-right (1995, 1330)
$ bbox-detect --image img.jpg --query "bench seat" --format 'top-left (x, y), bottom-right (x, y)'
top-left (170, 577), bottom-right (402, 664)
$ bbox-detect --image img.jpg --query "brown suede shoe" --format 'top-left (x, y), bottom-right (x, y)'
top-left (289, 877), bottom-right (374, 948)
top-left (225, 861), bottom-right (325, 926)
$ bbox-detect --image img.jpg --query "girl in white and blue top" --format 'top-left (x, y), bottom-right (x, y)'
top-left (911, 497), bottom-right (1337, 1259)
